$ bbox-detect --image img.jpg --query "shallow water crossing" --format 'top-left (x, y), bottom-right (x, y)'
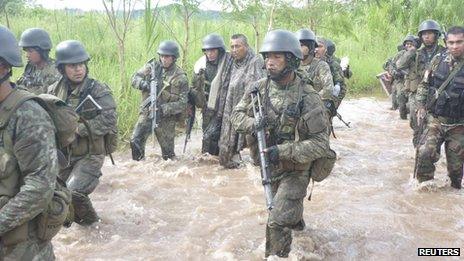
top-left (54, 98), bottom-right (464, 260)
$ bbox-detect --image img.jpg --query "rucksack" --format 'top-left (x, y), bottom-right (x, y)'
top-left (0, 89), bottom-right (76, 241)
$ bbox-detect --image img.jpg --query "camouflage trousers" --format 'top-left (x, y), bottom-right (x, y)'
top-left (416, 117), bottom-right (464, 184)
top-left (391, 81), bottom-right (399, 110)
top-left (1, 235), bottom-right (54, 260)
top-left (396, 82), bottom-right (408, 120)
top-left (409, 92), bottom-right (420, 147)
top-left (201, 108), bottom-right (221, 156)
top-left (131, 112), bottom-right (177, 160)
top-left (60, 154), bottom-right (104, 225)
top-left (265, 171), bottom-right (310, 258)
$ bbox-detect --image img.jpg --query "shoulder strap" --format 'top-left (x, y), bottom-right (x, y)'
top-left (0, 89), bottom-right (36, 129)
top-left (435, 60), bottom-right (464, 99)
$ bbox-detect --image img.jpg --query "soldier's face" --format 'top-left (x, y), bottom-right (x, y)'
top-left (265, 52), bottom-right (286, 76)
top-left (0, 60), bottom-right (11, 80)
top-left (300, 43), bottom-right (310, 57)
top-left (64, 63), bottom-right (86, 83)
top-left (24, 48), bottom-right (42, 65)
top-left (446, 33), bottom-right (464, 59)
top-left (316, 43), bottom-right (326, 58)
top-left (421, 30), bottom-right (437, 46)
top-left (204, 48), bottom-right (219, 62)
top-left (404, 41), bottom-right (415, 50)
top-left (160, 55), bottom-right (175, 68)
top-left (230, 39), bottom-right (247, 61)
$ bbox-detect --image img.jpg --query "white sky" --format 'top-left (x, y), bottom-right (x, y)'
top-left (34, 0), bottom-right (222, 11)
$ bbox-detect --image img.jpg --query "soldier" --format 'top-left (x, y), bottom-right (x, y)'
top-left (218, 34), bottom-right (265, 168)
top-left (17, 28), bottom-right (60, 95)
top-left (0, 26), bottom-right (58, 259)
top-left (415, 26), bottom-right (464, 189)
top-left (130, 40), bottom-right (188, 161)
top-left (48, 40), bottom-right (118, 225)
top-left (231, 29), bottom-right (330, 257)
top-left (320, 38), bottom-right (347, 109)
top-left (396, 19), bottom-right (446, 147)
top-left (190, 34), bottom-right (233, 155)
top-left (295, 30), bottom-right (336, 117)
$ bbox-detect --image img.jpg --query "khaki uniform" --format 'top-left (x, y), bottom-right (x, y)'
top-left (16, 60), bottom-right (60, 95)
top-left (48, 77), bottom-right (117, 225)
top-left (218, 49), bottom-right (265, 167)
top-left (0, 87), bottom-right (58, 260)
top-left (131, 59), bottom-right (188, 160)
top-left (415, 52), bottom-right (464, 186)
top-left (231, 74), bottom-right (330, 257)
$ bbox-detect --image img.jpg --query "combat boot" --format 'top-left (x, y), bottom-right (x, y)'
top-left (72, 191), bottom-right (100, 226)
top-left (130, 141), bottom-right (145, 161)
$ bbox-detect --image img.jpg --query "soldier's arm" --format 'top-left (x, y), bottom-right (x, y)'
top-left (160, 74), bottom-right (189, 116)
top-left (331, 60), bottom-right (346, 101)
top-left (230, 82), bottom-right (258, 134)
top-left (131, 62), bottom-right (152, 91)
top-left (316, 62), bottom-right (335, 101)
top-left (277, 92), bottom-right (330, 164)
top-left (190, 71), bottom-right (206, 108)
top-left (77, 85), bottom-right (118, 137)
top-left (416, 55), bottom-right (440, 107)
top-left (0, 101), bottom-right (57, 235)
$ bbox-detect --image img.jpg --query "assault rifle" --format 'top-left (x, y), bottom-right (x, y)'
top-left (183, 93), bottom-right (196, 154)
top-left (150, 63), bottom-right (158, 147)
top-left (336, 112), bottom-right (351, 128)
top-left (250, 88), bottom-right (273, 210)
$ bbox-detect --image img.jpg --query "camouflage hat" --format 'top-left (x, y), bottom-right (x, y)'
top-left (157, 40), bottom-right (180, 58)
top-left (260, 29), bottom-right (303, 60)
top-left (55, 40), bottom-right (90, 66)
top-left (0, 25), bottom-right (22, 67)
top-left (325, 39), bottom-right (336, 56)
top-left (18, 28), bottom-right (52, 50)
top-left (202, 33), bottom-right (226, 51)
top-left (418, 19), bottom-right (442, 37)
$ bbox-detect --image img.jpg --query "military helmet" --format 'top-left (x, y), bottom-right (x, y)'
top-left (18, 28), bottom-right (52, 50)
top-left (418, 19), bottom-right (442, 36)
top-left (55, 40), bottom-right (90, 66)
top-left (202, 33), bottom-right (226, 51)
top-left (403, 34), bottom-right (416, 44)
top-left (157, 40), bottom-right (180, 58)
top-left (259, 29), bottom-right (303, 60)
top-left (325, 39), bottom-right (336, 56)
top-left (0, 25), bottom-right (22, 67)
top-left (295, 29), bottom-right (317, 42)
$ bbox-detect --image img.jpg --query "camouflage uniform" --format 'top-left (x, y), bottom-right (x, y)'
top-left (218, 49), bottom-right (265, 167)
top-left (299, 56), bottom-right (334, 102)
top-left (48, 77), bottom-right (117, 225)
top-left (415, 52), bottom-right (464, 187)
top-left (16, 60), bottom-right (60, 95)
top-left (324, 54), bottom-right (346, 109)
top-left (131, 59), bottom-right (188, 160)
top-left (396, 44), bottom-right (445, 146)
top-left (231, 75), bottom-right (330, 257)
top-left (190, 52), bottom-right (233, 155)
top-left (0, 88), bottom-right (58, 260)
top-left (388, 50), bottom-right (408, 118)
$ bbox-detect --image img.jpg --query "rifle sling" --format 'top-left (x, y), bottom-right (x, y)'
top-left (434, 60), bottom-right (464, 100)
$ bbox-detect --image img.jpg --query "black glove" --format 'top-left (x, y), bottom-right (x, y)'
top-left (324, 100), bottom-right (337, 117)
top-left (266, 145), bottom-right (279, 163)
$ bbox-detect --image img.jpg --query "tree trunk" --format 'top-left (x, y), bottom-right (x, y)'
top-left (4, 9), bottom-right (10, 29)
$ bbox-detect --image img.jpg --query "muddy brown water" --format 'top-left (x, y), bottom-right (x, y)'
top-left (53, 98), bottom-right (464, 260)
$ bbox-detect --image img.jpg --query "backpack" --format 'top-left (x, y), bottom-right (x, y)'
top-left (0, 89), bottom-right (76, 241)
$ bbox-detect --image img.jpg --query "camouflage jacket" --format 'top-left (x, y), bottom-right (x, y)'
top-left (231, 74), bottom-right (330, 175)
top-left (218, 49), bottom-right (265, 163)
top-left (324, 55), bottom-right (346, 106)
top-left (132, 59), bottom-right (188, 118)
top-left (0, 88), bottom-right (57, 237)
top-left (48, 77), bottom-right (118, 156)
top-left (16, 60), bottom-right (60, 95)
top-left (396, 44), bottom-right (445, 92)
top-left (299, 56), bottom-right (334, 101)
top-left (388, 50), bottom-right (407, 81)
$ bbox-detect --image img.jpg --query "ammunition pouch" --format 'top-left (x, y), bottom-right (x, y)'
top-left (310, 148), bottom-right (337, 182)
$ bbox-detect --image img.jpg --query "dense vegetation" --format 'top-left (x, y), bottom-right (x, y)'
top-left (1, 0), bottom-right (463, 140)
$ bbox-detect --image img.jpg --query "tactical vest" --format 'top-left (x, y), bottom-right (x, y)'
top-left (0, 90), bottom-right (71, 246)
top-left (409, 45), bottom-right (445, 92)
top-left (427, 55), bottom-right (464, 119)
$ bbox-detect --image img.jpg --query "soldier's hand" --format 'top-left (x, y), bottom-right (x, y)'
top-left (139, 80), bottom-right (150, 91)
top-left (264, 145), bottom-right (279, 163)
top-left (417, 107), bottom-right (426, 123)
top-left (254, 115), bottom-right (269, 131)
